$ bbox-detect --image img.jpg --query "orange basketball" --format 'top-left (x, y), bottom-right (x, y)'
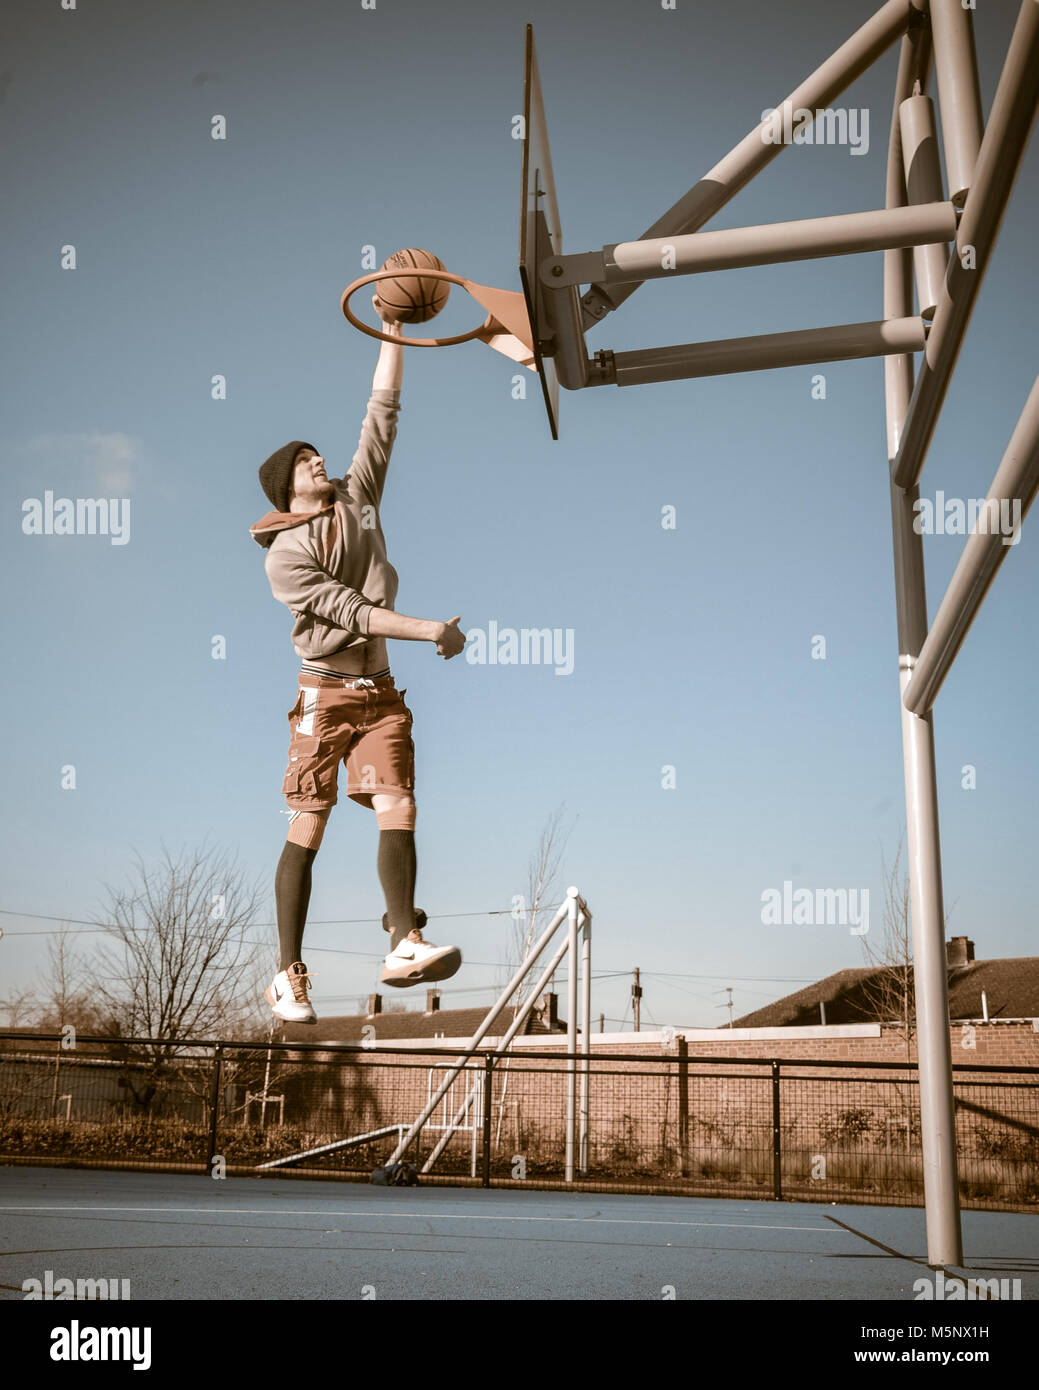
top-left (375, 248), bottom-right (450, 324)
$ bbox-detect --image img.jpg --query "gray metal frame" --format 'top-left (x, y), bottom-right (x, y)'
top-left (524, 2), bottom-right (1039, 1267)
top-left (385, 888), bottom-right (593, 1178)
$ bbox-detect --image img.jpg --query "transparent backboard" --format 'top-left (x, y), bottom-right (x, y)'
top-left (519, 24), bottom-right (561, 439)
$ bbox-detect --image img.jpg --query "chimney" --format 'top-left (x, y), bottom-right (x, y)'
top-left (425, 989), bottom-right (441, 1013)
top-left (366, 993), bottom-right (382, 1016)
top-left (537, 992), bottom-right (559, 1030)
top-left (946, 937), bottom-right (975, 967)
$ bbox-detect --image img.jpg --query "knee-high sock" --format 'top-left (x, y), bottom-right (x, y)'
top-left (378, 829), bottom-right (417, 950)
top-left (276, 841), bottom-right (318, 970)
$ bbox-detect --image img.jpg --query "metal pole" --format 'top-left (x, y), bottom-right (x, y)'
top-left (929, 0), bottom-right (984, 205)
top-left (604, 317), bottom-right (926, 388)
top-left (677, 1036), bottom-right (689, 1179)
top-left (899, 94), bottom-right (951, 318)
top-left (579, 907), bottom-right (592, 1173)
top-left (259, 1021), bottom-right (274, 1129)
top-left (386, 894), bottom-right (572, 1165)
top-left (581, 0), bottom-right (916, 327)
top-left (206, 1046), bottom-right (223, 1173)
top-left (565, 887), bottom-right (579, 1183)
top-left (482, 1054), bottom-right (493, 1188)
top-left (567, 203), bottom-right (957, 284)
top-left (771, 1060), bottom-right (782, 1201)
top-left (885, 26), bottom-right (963, 1268)
top-left (903, 371), bottom-right (1039, 716)
top-left (893, 0), bottom-right (1039, 489)
top-left (632, 967), bottom-right (641, 1032)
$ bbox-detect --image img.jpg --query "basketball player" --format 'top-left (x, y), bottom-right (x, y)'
top-left (251, 299), bottom-right (463, 1024)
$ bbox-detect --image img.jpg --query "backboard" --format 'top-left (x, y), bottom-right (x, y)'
top-left (519, 24), bottom-right (561, 439)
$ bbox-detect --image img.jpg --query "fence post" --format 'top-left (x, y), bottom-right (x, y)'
top-left (677, 1036), bottom-right (689, 1178)
top-left (482, 1053), bottom-right (493, 1188)
top-left (771, 1059), bottom-right (782, 1201)
top-left (206, 1046), bottom-right (223, 1174)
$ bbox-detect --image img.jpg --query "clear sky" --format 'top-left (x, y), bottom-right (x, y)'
top-left (1, 0), bottom-right (1036, 1032)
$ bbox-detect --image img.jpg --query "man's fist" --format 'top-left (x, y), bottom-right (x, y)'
top-left (435, 616), bottom-right (465, 659)
top-left (372, 294), bottom-right (404, 331)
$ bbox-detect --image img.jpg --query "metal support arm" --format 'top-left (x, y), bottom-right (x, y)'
top-left (546, 203), bottom-right (957, 288)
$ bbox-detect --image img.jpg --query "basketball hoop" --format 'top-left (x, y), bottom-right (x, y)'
top-left (342, 268), bottom-right (491, 347)
top-left (340, 267), bottom-right (537, 368)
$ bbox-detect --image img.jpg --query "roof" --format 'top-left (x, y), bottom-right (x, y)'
top-left (732, 957), bottom-right (1039, 1028)
top-left (279, 1002), bottom-right (567, 1044)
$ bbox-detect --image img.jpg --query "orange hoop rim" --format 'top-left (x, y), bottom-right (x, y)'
top-left (340, 267), bottom-right (490, 347)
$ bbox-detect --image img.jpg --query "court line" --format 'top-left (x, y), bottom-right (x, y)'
top-left (0, 1204), bottom-right (840, 1233)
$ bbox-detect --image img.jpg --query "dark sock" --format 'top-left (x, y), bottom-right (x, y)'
top-left (275, 841), bottom-right (318, 970)
top-left (378, 829), bottom-right (417, 949)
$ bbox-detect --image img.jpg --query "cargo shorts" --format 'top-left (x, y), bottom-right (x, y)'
top-left (281, 673), bottom-right (415, 812)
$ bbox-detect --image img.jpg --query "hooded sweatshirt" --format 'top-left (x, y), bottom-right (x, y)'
top-left (250, 388), bottom-right (401, 660)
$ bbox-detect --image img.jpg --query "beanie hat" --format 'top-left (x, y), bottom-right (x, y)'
top-left (259, 440), bottom-right (318, 513)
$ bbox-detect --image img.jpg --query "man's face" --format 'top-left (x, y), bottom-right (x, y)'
top-left (290, 447), bottom-right (334, 509)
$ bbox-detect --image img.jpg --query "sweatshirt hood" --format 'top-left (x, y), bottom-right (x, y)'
top-left (250, 504), bottom-right (333, 549)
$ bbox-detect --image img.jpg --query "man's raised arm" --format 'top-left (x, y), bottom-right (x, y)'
top-left (347, 306), bottom-right (405, 505)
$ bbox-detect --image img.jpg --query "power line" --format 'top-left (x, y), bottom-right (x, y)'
top-left (0, 905), bottom-right (559, 931)
top-left (0, 908), bottom-right (815, 986)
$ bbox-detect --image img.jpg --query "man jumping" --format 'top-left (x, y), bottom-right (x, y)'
top-left (250, 303), bottom-right (464, 1025)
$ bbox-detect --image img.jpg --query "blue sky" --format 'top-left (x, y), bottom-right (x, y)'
top-left (1, 0), bottom-right (1036, 1031)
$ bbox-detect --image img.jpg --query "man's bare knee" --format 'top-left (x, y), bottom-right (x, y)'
top-left (374, 797), bottom-right (416, 832)
top-left (286, 809), bottom-right (330, 849)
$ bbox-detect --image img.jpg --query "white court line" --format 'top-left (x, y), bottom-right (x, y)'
top-left (0, 1205), bottom-right (840, 1233)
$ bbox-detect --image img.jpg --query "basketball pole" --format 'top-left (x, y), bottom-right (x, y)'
top-left (884, 19), bottom-right (961, 1269)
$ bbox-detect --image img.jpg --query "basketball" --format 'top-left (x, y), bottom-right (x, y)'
top-left (374, 248), bottom-right (450, 323)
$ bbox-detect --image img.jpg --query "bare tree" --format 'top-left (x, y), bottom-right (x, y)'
top-left (86, 844), bottom-right (269, 1110)
top-left (0, 987), bottom-right (38, 1029)
top-left (493, 808), bottom-right (574, 1148)
top-left (510, 805), bottom-right (572, 1012)
top-left (34, 927), bottom-right (112, 1035)
top-left (857, 837), bottom-right (949, 1152)
top-left (858, 839), bottom-right (915, 1055)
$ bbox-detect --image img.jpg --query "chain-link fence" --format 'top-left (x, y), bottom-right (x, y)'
top-left (1, 1034), bottom-right (1036, 1210)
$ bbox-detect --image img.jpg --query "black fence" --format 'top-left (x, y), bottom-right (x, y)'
top-left (1, 1033), bottom-right (1037, 1211)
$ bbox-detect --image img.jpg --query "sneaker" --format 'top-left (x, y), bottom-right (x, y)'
top-left (380, 929), bottom-right (461, 988)
top-left (265, 961), bottom-right (317, 1024)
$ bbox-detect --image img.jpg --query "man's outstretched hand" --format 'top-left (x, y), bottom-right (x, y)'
top-left (435, 616), bottom-right (465, 659)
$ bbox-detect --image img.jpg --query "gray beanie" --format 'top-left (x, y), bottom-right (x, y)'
top-left (259, 440), bottom-right (318, 513)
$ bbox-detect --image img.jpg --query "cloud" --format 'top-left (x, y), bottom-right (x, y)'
top-left (27, 432), bottom-right (146, 494)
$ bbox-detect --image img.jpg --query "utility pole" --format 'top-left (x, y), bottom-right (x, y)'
top-left (632, 967), bottom-right (642, 1032)
top-left (715, 987), bottom-right (734, 1029)
top-left (599, 1013), bottom-right (605, 1034)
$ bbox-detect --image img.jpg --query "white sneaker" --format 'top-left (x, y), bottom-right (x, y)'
top-left (265, 961), bottom-right (317, 1023)
top-left (380, 929), bottom-right (461, 988)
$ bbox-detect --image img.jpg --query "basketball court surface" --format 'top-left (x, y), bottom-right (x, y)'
top-left (1, 1166), bottom-right (1034, 1301)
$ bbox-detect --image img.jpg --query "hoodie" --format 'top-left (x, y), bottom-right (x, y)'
top-left (250, 388), bottom-right (401, 659)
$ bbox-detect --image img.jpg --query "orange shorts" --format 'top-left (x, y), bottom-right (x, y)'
top-left (281, 673), bottom-right (415, 813)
